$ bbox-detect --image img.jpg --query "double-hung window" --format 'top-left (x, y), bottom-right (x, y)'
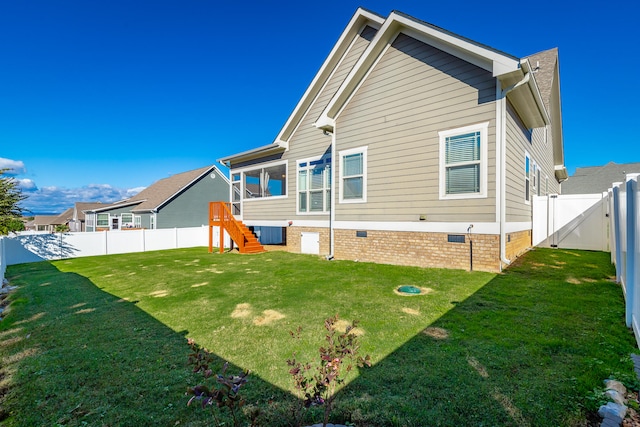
top-left (298, 157), bottom-right (331, 213)
top-left (121, 213), bottom-right (134, 228)
top-left (439, 123), bottom-right (488, 199)
top-left (339, 147), bottom-right (367, 203)
top-left (96, 213), bottom-right (109, 228)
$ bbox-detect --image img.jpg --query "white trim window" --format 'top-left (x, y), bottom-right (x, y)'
top-left (97, 213), bottom-right (109, 228)
top-left (525, 154), bottom-right (531, 204)
top-left (439, 122), bottom-right (488, 199)
top-left (536, 166), bottom-right (541, 197)
top-left (298, 157), bottom-right (331, 213)
top-left (121, 213), bottom-right (134, 228)
top-left (134, 215), bottom-right (142, 228)
top-left (339, 147), bottom-right (367, 203)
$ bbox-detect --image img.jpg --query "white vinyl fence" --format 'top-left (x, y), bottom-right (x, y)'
top-left (533, 193), bottom-right (610, 251)
top-left (609, 174), bottom-right (640, 343)
top-left (0, 226), bottom-right (231, 283)
top-left (533, 176), bottom-right (640, 344)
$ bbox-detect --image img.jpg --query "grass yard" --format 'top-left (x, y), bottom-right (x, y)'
top-left (0, 247), bottom-right (637, 426)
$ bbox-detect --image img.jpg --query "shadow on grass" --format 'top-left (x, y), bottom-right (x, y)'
top-left (0, 262), bottom-right (293, 427)
top-left (2, 249), bottom-right (636, 427)
top-left (331, 249), bottom-right (636, 427)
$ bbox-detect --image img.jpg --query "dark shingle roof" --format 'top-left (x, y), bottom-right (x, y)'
top-left (91, 165), bottom-right (219, 213)
top-left (562, 162), bottom-right (640, 194)
top-left (526, 48), bottom-right (558, 114)
top-left (75, 202), bottom-right (105, 220)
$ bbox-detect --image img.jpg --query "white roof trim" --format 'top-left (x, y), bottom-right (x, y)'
top-left (274, 8), bottom-right (385, 143)
top-left (315, 11), bottom-right (521, 130)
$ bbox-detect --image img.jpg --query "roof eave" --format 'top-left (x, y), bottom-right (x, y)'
top-left (152, 165), bottom-right (219, 211)
top-left (500, 60), bottom-right (550, 129)
top-left (218, 144), bottom-right (287, 168)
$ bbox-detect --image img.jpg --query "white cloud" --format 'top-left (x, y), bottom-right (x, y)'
top-left (0, 157), bottom-right (27, 175)
top-left (20, 183), bottom-right (139, 214)
top-left (16, 178), bottom-right (38, 192)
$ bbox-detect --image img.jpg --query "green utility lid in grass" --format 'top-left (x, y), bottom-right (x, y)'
top-left (397, 285), bottom-right (421, 294)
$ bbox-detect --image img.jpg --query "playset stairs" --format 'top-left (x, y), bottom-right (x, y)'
top-left (208, 201), bottom-right (265, 254)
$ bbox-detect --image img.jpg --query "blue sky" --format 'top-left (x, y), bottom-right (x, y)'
top-left (1, 0), bottom-right (637, 213)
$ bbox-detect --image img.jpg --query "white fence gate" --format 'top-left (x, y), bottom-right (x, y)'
top-left (533, 193), bottom-right (609, 251)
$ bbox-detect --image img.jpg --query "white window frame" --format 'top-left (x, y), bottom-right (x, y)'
top-left (236, 160), bottom-right (288, 202)
top-left (121, 213), bottom-right (134, 228)
top-left (525, 153), bottom-right (531, 204)
top-left (531, 161), bottom-right (538, 197)
top-left (339, 146), bottom-right (367, 204)
top-left (297, 156), bottom-right (331, 214)
top-left (438, 122), bottom-right (488, 200)
top-left (96, 213), bottom-right (109, 228)
top-left (134, 215), bottom-right (141, 228)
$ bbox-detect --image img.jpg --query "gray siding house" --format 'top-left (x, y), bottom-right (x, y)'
top-left (85, 165), bottom-right (229, 231)
top-left (219, 8), bottom-right (566, 272)
top-left (562, 162), bottom-right (640, 195)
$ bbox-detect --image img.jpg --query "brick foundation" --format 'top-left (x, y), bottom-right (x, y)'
top-left (285, 226), bottom-right (331, 256)
top-left (334, 229), bottom-right (501, 272)
top-left (505, 229), bottom-right (532, 261)
top-left (282, 226), bottom-right (532, 273)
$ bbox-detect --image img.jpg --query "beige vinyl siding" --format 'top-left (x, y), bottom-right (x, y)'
top-left (240, 26), bottom-right (377, 222)
top-left (504, 101), bottom-right (559, 222)
top-left (335, 32), bottom-right (497, 222)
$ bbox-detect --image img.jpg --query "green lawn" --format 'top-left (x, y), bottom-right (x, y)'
top-left (0, 248), bottom-right (637, 426)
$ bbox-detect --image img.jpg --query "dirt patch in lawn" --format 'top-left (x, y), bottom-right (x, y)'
top-left (334, 319), bottom-right (365, 336)
top-left (253, 310), bottom-right (285, 325)
top-left (423, 326), bottom-right (449, 340)
top-left (231, 303), bottom-right (252, 318)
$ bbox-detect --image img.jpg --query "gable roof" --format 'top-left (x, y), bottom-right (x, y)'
top-left (314, 9), bottom-right (549, 132)
top-left (220, 8), bottom-right (564, 175)
top-left (562, 162), bottom-right (640, 194)
top-left (33, 214), bottom-right (65, 226)
top-left (89, 165), bottom-right (226, 213)
top-left (75, 202), bottom-right (105, 220)
top-left (525, 48), bottom-right (565, 179)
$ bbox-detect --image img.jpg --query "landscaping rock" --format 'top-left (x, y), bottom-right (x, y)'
top-left (599, 401), bottom-right (627, 420)
top-left (0, 286), bottom-right (16, 295)
top-left (606, 389), bottom-right (627, 405)
top-left (605, 379), bottom-right (628, 396)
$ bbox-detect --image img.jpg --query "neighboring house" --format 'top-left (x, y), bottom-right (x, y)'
top-left (32, 212), bottom-right (68, 232)
top-left (218, 8), bottom-right (566, 272)
top-left (85, 165), bottom-right (229, 232)
top-left (69, 202), bottom-right (105, 232)
top-left (561, 162), bottom-right (640, 195)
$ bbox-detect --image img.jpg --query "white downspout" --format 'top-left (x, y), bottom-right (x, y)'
top-left (497, 71), bottom-right (533, 269)
top-left (496, 82), bottom-right (509, 270)
top-left (329, 128), bottom-right (336, 258)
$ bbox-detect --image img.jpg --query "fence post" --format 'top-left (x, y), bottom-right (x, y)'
top-left (612, 184), bottom-right (622, 283)
top-left (627, 175), bottom-right (639, 330)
